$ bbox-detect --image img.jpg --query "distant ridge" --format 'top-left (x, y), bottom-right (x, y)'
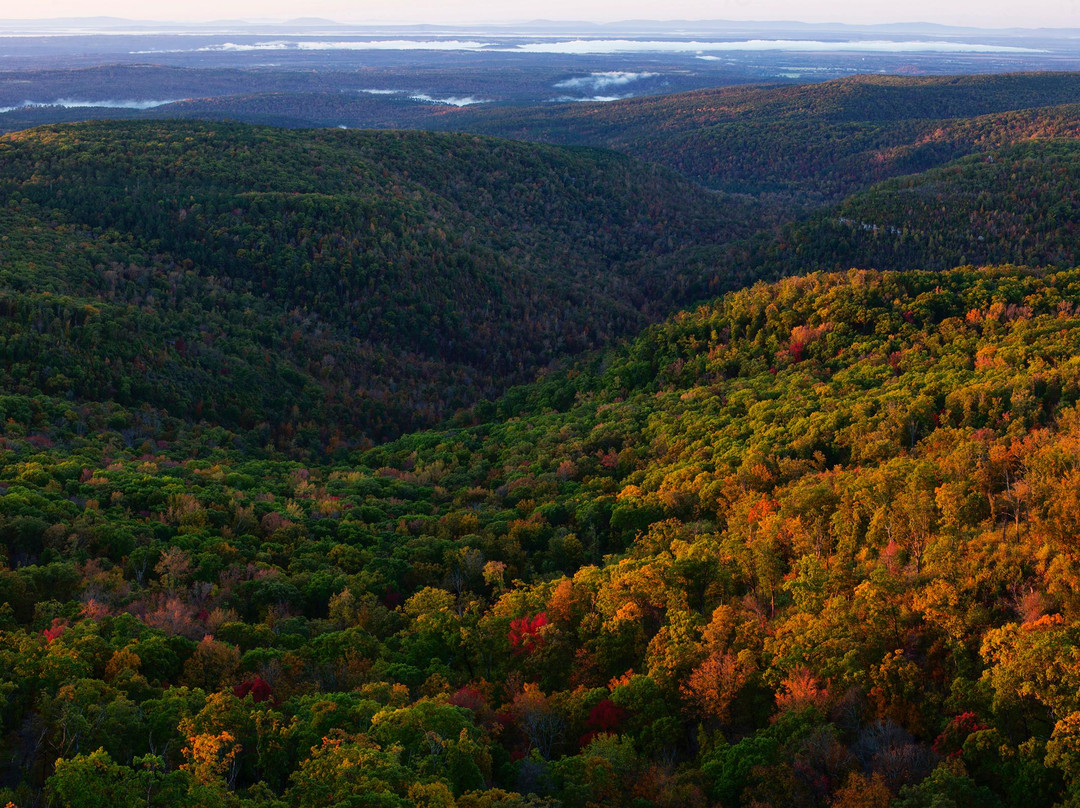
top-left (2, 16), bottom-right (1079, 37)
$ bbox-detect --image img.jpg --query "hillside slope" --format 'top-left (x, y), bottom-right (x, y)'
top-left (695, 138), bottom-right (1080, 282)
top-left (0, 121), bottom-right (758, 449)
top-left (824, 139), bottom-right (1080, 268)
top-left (3, 268), bottom-right (1080, 806)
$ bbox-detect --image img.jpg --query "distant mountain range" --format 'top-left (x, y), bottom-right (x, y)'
top-left (2, 16), bottom-right (1080, 38)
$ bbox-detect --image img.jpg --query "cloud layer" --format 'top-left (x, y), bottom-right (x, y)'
top-left (129, 37), bottom-right (1047, 56)
top-left (510, 38), bottom-right (1045, 54)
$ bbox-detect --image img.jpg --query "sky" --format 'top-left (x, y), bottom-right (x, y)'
top-left (8, 0), bottom-right (1080, 29)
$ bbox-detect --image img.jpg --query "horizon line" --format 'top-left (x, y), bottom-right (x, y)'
top-left (1, 16), bottom-right (1078, 32)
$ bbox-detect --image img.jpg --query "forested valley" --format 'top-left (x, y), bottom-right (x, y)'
top-left (3, 73), bottom-right (1080, 808)
top-left (0, 121), bottom-right (759, 450)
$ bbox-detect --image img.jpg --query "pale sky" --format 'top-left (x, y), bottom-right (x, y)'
top-left (7, 0), bottom-right (1080, 29)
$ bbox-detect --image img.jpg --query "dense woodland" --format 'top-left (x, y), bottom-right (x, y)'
top-left (687, 138), bottom-right (1080, 286)
top-left (0, 121), bottom-right (759, 448)
top-left (3, 74), bottom-right (1080, 807)
top-left (5, 266), bottom-right (1080, 807)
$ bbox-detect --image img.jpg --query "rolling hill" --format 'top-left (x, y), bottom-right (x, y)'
top-left (440, 73), bottom-right (1080, 203)
top-left (11, 72), bottom-right (1080, 211)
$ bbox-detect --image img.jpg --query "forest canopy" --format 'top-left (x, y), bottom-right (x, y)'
top-left (5, 82), bottom-right (1080, 805)
top-left (3, 262), bottom-right (1080, 806)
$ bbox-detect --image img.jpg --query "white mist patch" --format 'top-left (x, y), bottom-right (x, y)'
top-left (553, 71), bottom-right (659, 92)
top-left (548, 94), bottom-right (634, 103)
top-left (351, 89), bottom-right (488, 106)
top-left (505, 39), bottom-right (1047, 54)
top-left (408, 94), bottom-right (490, 106)
top-left (0, 98), bottom-right (182, 112)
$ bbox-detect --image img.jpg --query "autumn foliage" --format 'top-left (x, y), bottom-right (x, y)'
top-left (507, 612), bottom-right (548, 654)
top-left (5, 100), bottom-right (1080, 807)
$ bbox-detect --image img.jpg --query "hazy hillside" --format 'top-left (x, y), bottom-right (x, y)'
top-left (439, 73), bottom-right (1080, 202)
top-left (9, 72), bottom-right (1080, 212)
top-left (11, 73), bottom-right (1080, 210)
top-left (0, 120), bottom-right (757, 449)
